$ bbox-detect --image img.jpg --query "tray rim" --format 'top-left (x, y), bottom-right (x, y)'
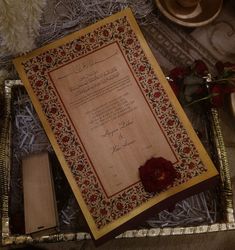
top-left (1, 80), bottom-right (235, 246)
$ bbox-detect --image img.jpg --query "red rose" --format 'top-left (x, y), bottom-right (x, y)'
top-left (139, 157), bottom-right (177, 193)
top-left (169, 67), bottom-right (187, 80)
top-left (193, 60), bottom-right (208, 76)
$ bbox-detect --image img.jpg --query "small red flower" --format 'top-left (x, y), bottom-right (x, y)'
top-left (131, 195), bottom-right (136, 201)
top-left (44, 94), bottom-right (49, 100)
top-left (188, 162), bottom-right (195, 169)
top-left (193, 60), bottom-right (208, 76)
top-left (70, 151), bottom-right (75, 156)
top-left (117, 26), bottom-right (124, 33)
top-left (139, 157), bottom-right (177, 193)
top-left (32, 65), bottom-right (39, 72)
top-left (147, 79), bottom-right (152, 84)
top-left (100, 208), bottom-right (107, 215)
top-left (83, 180), bottom-right (90, 185)
top-left (116, 202), bottom-right (123, 210)
top-left (103, 30), bottom-right (109, 37)
top-left (89, 194), bottom-right (97, 202)
top-left (127, 38), bottom-right (133, 45)
top-left (89, 38), bottom-right (95, 43)
top-left (60, 51), bottom-right (66, 56)
top-left (56, 122), bottom-right (62, 128)
top-left (154, 91), bottom-right (161, 98)
top-left (167, 119), bottom-right (174, 126)
top-left (75, 44), bottom-right (81, 51)
top-left (183, 146), bottom-right (190, 154)
top-left (46, 56), bottom-right (52, 63)
top-left (169, 67), bottom-right (187, 80)
top-left (62, 136), bottom-right (69, 143)
top-left (139, 65), bottom-right (145, 72)
top-left (35, 80), bottom-right (43, 87)
top-left (50, 107), bottom-right (57, 114)
top-left (77, 165), bottom-right (84, 171)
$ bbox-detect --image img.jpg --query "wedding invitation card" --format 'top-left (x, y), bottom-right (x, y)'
top-left (14, 8), bottom-right (218, 243)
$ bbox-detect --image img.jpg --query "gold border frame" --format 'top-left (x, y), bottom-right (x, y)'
top-left (1, 80), bottom-right (235, 246)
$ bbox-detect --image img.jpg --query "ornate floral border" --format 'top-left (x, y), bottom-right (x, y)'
top-left (19, 15), bottom-right (208, 229)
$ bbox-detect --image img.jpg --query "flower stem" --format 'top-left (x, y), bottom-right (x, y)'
top-left (185, 93), bottom-right (219, 107)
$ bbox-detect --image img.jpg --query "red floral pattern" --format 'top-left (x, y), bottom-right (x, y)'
top-left (21, 15), bottom-right (207, 229)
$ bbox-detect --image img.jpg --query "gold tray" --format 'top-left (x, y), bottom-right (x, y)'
top-left (1, 80), bottom-right (235, 246)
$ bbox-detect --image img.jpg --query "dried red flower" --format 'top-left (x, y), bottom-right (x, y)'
top-left (169, 67), bottom-right (187, 80)
top-left (193, 60), bottom-right (208, 76)
top-left (139, 157), bottom-right (177, 193)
